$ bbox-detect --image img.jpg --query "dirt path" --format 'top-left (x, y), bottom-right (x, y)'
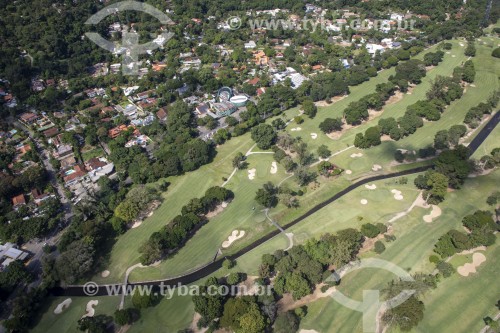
top-left (309, 145), bottom-right (355, 167)
top-left (388, 192), bottom-right (429, 223)
top-left (277, 283), bottom-right (337, 312)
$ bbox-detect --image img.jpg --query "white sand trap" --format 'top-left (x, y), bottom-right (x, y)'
top-left (372, 164), bottom-right (382, 171)
top-left (101, 270), bottom-right (110, 278)
top-left (131, 221), bottom-right (142, 228)
top-left (300, 330), bottom-right (320, 333)
top-left (446, 51), bottom-right (451, 54)
top-left (459, 43), bottom-right (464, 46)
top-left (350, 153), bottom-right (363, 158)
top-left (345, 169), bottom-right (352, 175)
top-left (365, 184), bottom-right (377, 190)
top-left (270, 162), bottom-right (278, 174)
top-left (451, 55), bottom-right (456, 57)
top-left (423, 205), bottom-right (442, 223)
top-left (290, 127), bottom-right (302, 131)
top-left (360, 199), bottom-right (368, 205)
top-left (470, 84), bottom-right (476, 87)
top-left (54, 298), bottom-right (72, 314)
top-left (222, 230), bottom-right (245, 248)
top-left (248, 168), bottom-right (256, 180)
top-left (457, 253), bottom-right (486, 277)
top-left (391, 189), bottom-right (404, 200)
top-left (82, 300), bottom-right (99, 318)
top-left (310, 133), bottom-right (318, 139)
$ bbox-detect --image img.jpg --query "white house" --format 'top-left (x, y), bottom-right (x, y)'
top-left (244, 41), bottom-right (257, 49)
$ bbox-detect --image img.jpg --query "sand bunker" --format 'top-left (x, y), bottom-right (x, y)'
top-left (299, 330), bottom-right (320, 333)
top-left (270, 162), bottom-right (278, 174)
top-left (101, 270), bottom-right (110, 278)
top-left (310, 133), bottom-right (318, 139)
top-left (457, 253), bottom-right (486, 277)
top-left (391, 189), bottom-right (404, 200)
top-left (365, 184), bottom-right (377, 190)
top-left (470, 84), bottom-right (476, 87)
top-left (248, 168), bottom-right (256, 180)
top-left (222, 230), bottom-right (245, 248)
top-left (452, 55), bottom-right (456, 57)
top-left (350, 153), bottom-right (363, 158)
top-left (290, 127), bottom-right (302, 131)
top-left (54, 298), bottom-right (72, 314)
top-left (446, 51), bottom-right (451, 54)
top-left (82, 300), bottom-right (99, 318)
top-left (131, 221), bottom-right (142, 228)
top-left (423, 205), bottom-right (442, 222)
top-left (372, 164), bottom-right (382, 171)
top-left (345, 169), bottom-right (352, 175)
top-left (360, 199), bottom-right (368, 205)
top-left (459, 43), bottom-right (464, 46)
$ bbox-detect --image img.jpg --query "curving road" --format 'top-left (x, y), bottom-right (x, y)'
top-left (51, 111), bottom-right (499, 297)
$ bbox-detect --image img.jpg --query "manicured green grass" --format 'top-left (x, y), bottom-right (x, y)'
top-left (281, 38), bottom-right (499, 179)
top-left (297, 170), bottom-right (500, 333)
top-left (470, 122), bottom-right (500, 159)
top-left (413, 241), bottom-right (499, 333)
top-left (126, 292), bottom-right (194, 333)
top-left (129, 153), bottom-right (288, 281)
top-left (279, 41), bottom-right (467, 153)
top-left (100, 37), bottom-right (499, 284)
top-left (31, 296), bottom-right (121, 333)
top-left (233, 234), bottom-right (289, 276)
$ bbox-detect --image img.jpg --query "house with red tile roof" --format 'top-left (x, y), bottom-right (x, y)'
top-left (156, 108), bottom-right (168, 122)
top-left (247, 77), bottom-right (260, 86)
top-left (12, 194), bottom-right (26, 207)
top-left (43, 127), bottom-right (59, 138)
top-left (19, 112), bottom-right (40, 124)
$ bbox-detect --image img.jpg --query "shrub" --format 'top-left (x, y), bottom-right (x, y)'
top-left (361, 223), bottom-right (380, 238)
top-left (493, 47), bottom-right (500, 58)
top-left (223, 258), bottom-right (235, 269)
top-left (376, 223), bottom-right (388, 234)
top-left (429, 255), bottom-right (440, 264)
top-left (294, 116), bottom-right (304, 124)
top-left (436, 261), bottom-right (454, 278)
top-left (226, 272), bottom-right (241, 285)
top-left (384, 234), bottom-right (396, 242)
top-left (374, 241), bottom-right (386, 254)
